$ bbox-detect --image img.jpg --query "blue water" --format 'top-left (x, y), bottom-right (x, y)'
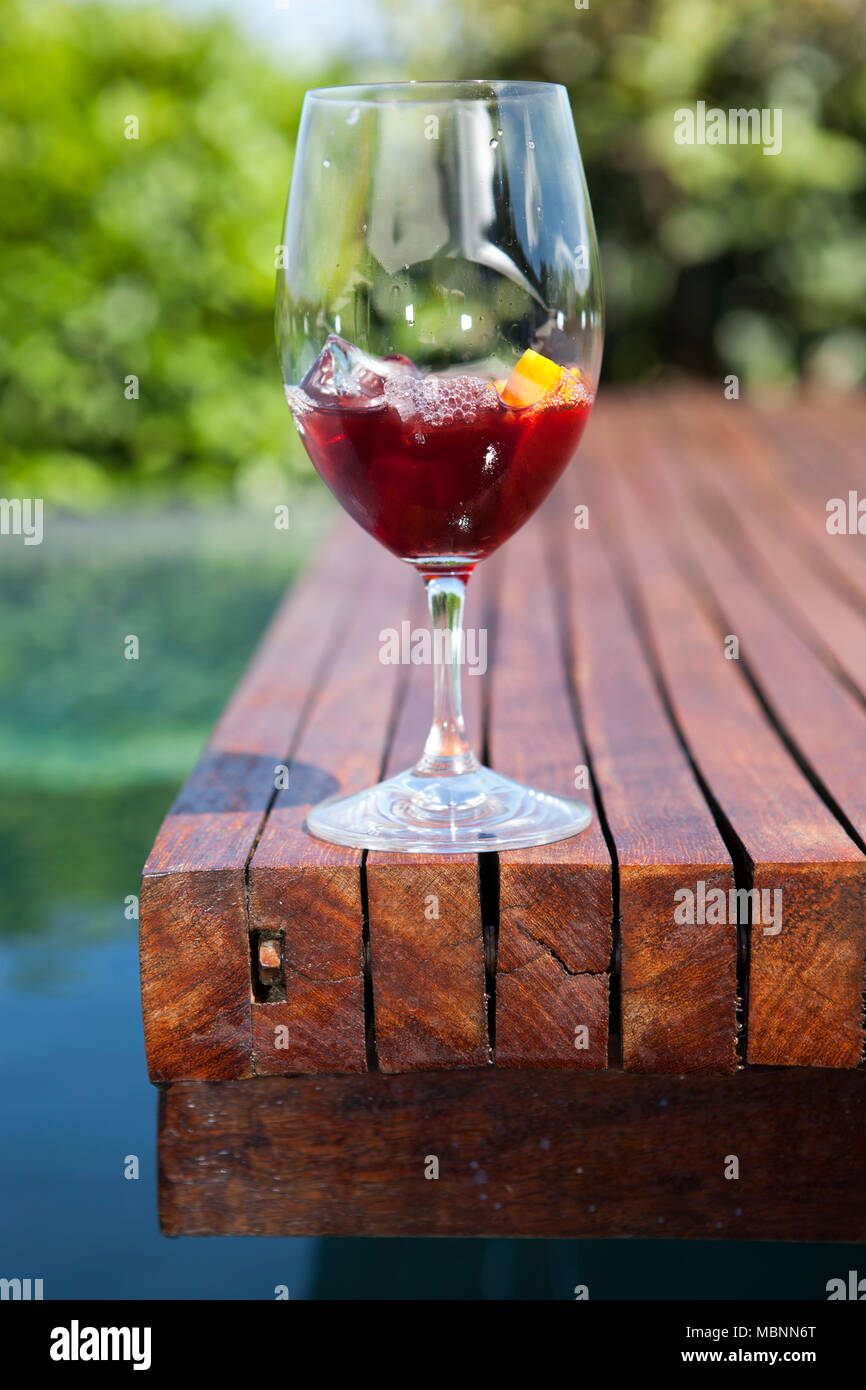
top-left (1, 513), bottom-right (861, 1298)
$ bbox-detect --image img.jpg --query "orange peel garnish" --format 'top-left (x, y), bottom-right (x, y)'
top-left (499, 349), bottom-right (565, 408)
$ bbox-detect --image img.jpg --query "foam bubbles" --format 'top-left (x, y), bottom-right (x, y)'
top-left (548, 373), bottom-right (594, 409)
top-left (384, 375), bottom-right (501, 428)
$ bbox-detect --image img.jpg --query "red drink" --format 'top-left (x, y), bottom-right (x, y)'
top-left (287, 337), bottom-right (593, 573)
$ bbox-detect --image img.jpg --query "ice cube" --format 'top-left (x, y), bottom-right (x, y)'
top-left (299, 334), bottom-right (417, 410)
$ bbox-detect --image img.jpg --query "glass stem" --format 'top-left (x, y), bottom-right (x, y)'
top-left (414, 575), bottom-right (480, 778)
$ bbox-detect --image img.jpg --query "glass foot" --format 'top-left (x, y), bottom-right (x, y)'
top-left (305, 764), bottom-right (592, 853)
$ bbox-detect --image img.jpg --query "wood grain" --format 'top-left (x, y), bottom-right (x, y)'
top-left (672, 394), bottom-right (866, 705)
top-left (605, 402), bottom-right (865, 1067)
top-left (639, 403), bottom-right (866, 1068)
top-left (139, 516), bottom-right (368, 1081)
top-left (655, 406), bottom-right (866, 845)
top-left (566, 433), bottom-right (737, 1073)
top-left (749, 405), bottom-right (866, 609)
top-left (159, 1067), bottom-right (866, 1239)
top-left (248, 538), bottom-right (414, 1074)
top-left (488, 516), bottom-right (612, 1069)
top-left (365, 606), bottom-right (489, 1072)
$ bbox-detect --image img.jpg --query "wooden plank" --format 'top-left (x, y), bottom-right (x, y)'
top-left (661, 399), bottom-right (866, 840)
top-left (621, 405), bottom-right (866, 1071)
top-left (248, 539), bottom-right (414, 1075)
top-left (675, 394), bottom-right (866, 702)
top-left (365, 588), bottom-right (490, 1072)
top-left (761, 398), bottom-right (862, 498)
top-left (141, 388), bottom-right (866, 1085)
top-left (487, 515), bottom-right (612, 1069)
top-left (667, 391), bottom-right (866, 609)
top-left (794, 398), bottom-right (866, 499)
top-left (139, 516), bottom-right (365, 1081)
top-left (564, 426), bottom-right (737, 1073)
top-left (158, 1068), bottom-right (866, 1240)
top-left (603, 402), bottom-right (865, 1067)
top-left (751, 405), bottom-right (866, 607)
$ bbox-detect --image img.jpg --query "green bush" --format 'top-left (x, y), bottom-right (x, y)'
top-left (391, 0), bottom-right (866, 388)
top-left (0, 1), bottom-right (346, 505)
top-left (2, 0), bottom-right (864, 507)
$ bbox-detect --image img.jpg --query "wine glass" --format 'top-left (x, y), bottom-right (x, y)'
top-left (276, 80), bottom-right (603, 853)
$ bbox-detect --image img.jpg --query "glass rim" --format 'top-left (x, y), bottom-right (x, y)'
top-left (305, 79), bottom-right (567, 107)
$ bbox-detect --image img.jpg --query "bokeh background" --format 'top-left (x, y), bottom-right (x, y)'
top-left (4, 0), bottom-right (866, 506)
top-left (1, 0), bottom-right (864, 1299)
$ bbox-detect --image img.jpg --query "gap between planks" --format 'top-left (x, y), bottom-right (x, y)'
top-left (593, 396), bottom-right (865, 1068)
top-left (139, 514), bottom-right (373, 1080)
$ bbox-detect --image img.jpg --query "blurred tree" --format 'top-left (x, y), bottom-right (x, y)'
top-left (387, 0), bottom-right (866, 389)
top-left (2, 0), bottom-right (865, 507)
top-left (0, 1), bottom-right (345, 505)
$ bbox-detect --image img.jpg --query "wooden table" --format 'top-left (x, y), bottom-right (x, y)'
top-left (142, 388), bottom-right (866, 1238)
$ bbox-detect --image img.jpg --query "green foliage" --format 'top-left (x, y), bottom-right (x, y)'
top-left (388, 0), bottom-right (866, 388)
top-left (0, 1), bottom-right (346, 505)
top-left (3, 1), bottom-right (865, 509)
